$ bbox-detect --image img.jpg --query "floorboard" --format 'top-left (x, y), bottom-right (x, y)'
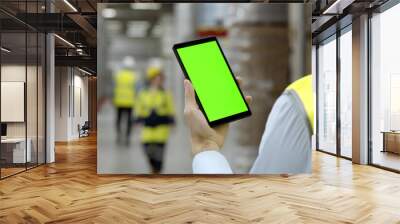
top-left (1, 135), bottom-right (400, 223)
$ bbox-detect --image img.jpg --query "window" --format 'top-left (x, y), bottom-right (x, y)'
top-left (0, 1), bottom-right (47, 179)
top-left (339, 28), bottom-right (352, 158)
top-left (316, 24), bottom-right (353, 159)
top-left (371, 3), bottom-right (400, 171)
top-left (317, 35), bottom-right (337, 154)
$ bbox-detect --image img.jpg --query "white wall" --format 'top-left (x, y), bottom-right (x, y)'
top-left (55, 67), bottom-right (89, 141)
top-left (1, 66), bottom-right (26, 136)
top-left (1, 65), bottom-right (34, 137)
top-left (55, 66), bottom-right (69, 141)
top-left (2, 64), bottom-right (47, 164)
top-left (71, 74), bottom-right (89, 138)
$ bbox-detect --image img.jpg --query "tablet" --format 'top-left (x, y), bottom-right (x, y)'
top-left (173, 37), bottom-right (251, 126)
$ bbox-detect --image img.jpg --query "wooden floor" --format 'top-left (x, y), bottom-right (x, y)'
top-left (1, 167), bottom-right (26, 178)
top-left (373, 150), bottom-right (400, 171)
top-left (1, 135), bottom-right (400, 223)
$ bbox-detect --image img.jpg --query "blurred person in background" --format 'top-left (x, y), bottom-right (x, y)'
top-left (113, 57), bottom-right (137, 146)
top-left (184, 75), bottom-right (313, 174)
top-left (135, 67), bottom-right (175, 174)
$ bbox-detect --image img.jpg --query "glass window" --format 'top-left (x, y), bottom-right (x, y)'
top-left (371, 3), bottom-right (400, 171)
top-left (0, 1), bottom-right (46, 179)
top-left (1, 30), bottom-right (28, 178)
top-left (318, 36), bottom-right (337, 154)
top-left (339, 28), bottom-right (352, 158)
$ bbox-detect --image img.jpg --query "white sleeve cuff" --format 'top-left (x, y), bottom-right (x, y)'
top-left (192, 150), bottom-right (233, 174)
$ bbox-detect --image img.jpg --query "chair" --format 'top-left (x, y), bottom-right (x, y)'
top-left (78, 121), bottom-right (90, 138)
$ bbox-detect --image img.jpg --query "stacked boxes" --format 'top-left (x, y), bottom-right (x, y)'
top-left (224, 5), bottom-right (290, 146)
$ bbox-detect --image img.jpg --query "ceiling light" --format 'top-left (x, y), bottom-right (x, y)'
top-left (106, 21), bottom-right (122, 33)
top-left (126, 21), bottom-right (150, 38)
top-left (76, 48), bottom-right (84, 55)
top-left (78, 67), bottom-right (93, 76)
top-left (102, 8), bottom-right (117, 18)
top-left (54, 34), bottom-right (75, 48)
top-left (63, 0), bottom-right (78, 12)
top-left (151, 24), bottom-right (162, 37)
top-left (1, 47), bottom-right (11, 53)
top-left (131, 3), bottom-right (161, 10)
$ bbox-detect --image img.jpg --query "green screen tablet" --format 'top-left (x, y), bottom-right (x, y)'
top-left (173, 37), bottom-right (251, 126)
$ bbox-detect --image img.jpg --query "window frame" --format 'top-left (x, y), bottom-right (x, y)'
top-left (0, 0), bottom-right (47, 180)
top-left (315, 19), bottom-right (353, 161)
top-left (367, 0), bottom-right (400, 173)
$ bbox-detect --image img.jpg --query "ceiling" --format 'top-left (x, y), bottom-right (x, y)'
top-left (0, 0), bottom-right (98, 73)
top-left (0, 1), bottom-right (175, 75)
top-left (0, 0), bottom-right (394, 74)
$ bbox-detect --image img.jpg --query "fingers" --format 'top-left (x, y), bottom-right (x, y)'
top-left (235, 76), bottom-right (243, 87)
top-left (245, 95), bottom-right (253, 105)
top-left (184, 79), bottom-right (198, 109)
top-left (236, 76), bottom-right (252, 105)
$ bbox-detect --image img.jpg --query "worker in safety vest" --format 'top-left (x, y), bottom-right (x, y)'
top-left (135, 67), bottom-right (175, 174)
top-left (184, 75), bottom-right (313, 174)
top-left (113, 63), bottom-right (137, 146)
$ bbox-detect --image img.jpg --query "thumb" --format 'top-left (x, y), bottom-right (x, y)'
top-left (184, 79), bottom-right (198, 109)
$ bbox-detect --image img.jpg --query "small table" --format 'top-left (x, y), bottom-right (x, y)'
top-left (381, 131), bottom-right (400, 155)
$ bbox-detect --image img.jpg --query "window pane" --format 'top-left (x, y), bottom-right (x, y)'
top-left (371, 3), bottom-right (400, 171)
top-left (340, 29), bottom-right (352, 158)
top-left (318, 37), bottom-right (337, 154)
top-left (0, 0), bottom-right (46, 179)
top-left (1, 31), bottom-right (28, 177)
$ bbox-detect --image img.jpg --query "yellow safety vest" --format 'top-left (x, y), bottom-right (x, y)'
top-left (136, 89), bottom-right (175, 143)
top-left (113, 69), bottom-right (136, 108)
top-left (286, 75), bottom-right (314, 132)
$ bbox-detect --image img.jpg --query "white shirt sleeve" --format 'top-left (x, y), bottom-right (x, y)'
top-left (192, 150), bottom-right (233, 174)
top-left (250, 92), bottom-right (312, 174)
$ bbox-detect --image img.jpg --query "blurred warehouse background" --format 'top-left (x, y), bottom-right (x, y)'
top-left (97, 3), bottom-right (311, 174)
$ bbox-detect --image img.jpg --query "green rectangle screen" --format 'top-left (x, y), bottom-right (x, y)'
top-left (176, 40), bottom-right (248, 122)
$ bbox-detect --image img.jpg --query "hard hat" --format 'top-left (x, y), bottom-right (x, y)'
top-left (123, 56), bottom-right (135, 68)
top-left (146, 67), bottom-right (162, 80)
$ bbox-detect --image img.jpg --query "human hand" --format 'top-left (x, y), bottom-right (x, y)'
top-left (183, 77), bottom-right (252, 155)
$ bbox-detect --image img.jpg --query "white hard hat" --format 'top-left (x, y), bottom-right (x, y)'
top-left (122, 56), bottom-right (135, 68)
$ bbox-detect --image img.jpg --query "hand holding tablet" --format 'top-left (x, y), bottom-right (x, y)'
top-left (183, 77), bottom-right (252, 155)
top-left (173, 37), bottom-right (252, 154)
top-left (173, 37), bottom-right (252, 127)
